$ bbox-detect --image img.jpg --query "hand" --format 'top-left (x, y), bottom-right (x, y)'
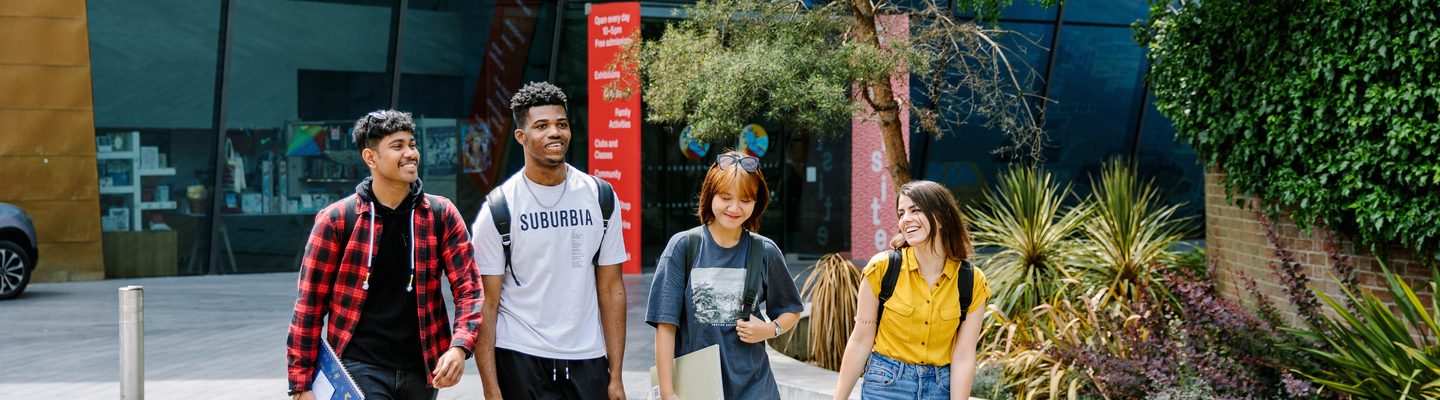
top-left (608, 377), bottom-right (626, 400)
top-left (735, 315), bottom-right (774, 344)
top-left (292, 391), bottom-right (315, 400)
top-left (431, 347), bottom-right (467, 388)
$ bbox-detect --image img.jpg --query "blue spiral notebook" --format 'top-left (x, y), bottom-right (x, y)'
top-left (313, 340), bottom-right (365, 400)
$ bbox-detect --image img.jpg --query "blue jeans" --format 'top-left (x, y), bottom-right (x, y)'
top-left (342, 358), bottom-right (437, 400)
top-left (860, 352), bottom-right (950, 400)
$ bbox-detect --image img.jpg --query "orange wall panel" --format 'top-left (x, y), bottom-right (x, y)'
top-left (0, 17), bottom-right (90, 65)
top-left (0, 65), bottom-right (94, 111)
top-left (8, 199), bottom-right (101, 244)
top-left (0, 0), bottom-right (86, 18)
top-left (0, 156), bottom-right (99, 202)
top-left (29, 241), bottom-right (105, 282)
top-left (0, 110), bottom-right (97, 156)
top-left (0, 0), bottom-right (103, 283)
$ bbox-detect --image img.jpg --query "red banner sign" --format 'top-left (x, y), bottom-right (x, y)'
top-left (465, 0), bottom-right (543, 194)
top-left (588, 2), bottom-right (642, 274)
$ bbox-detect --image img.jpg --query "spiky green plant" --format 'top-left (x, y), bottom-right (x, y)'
top-left (1287, 263), bottom-right (1440, 399)
top-left (967, 166), bottom-right (1090, 316)
top-left (981, 279), bottom-right (1119, 400)
top-left (1074, 161), bottom-right (1193, 308)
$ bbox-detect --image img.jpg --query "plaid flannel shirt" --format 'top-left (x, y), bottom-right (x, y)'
top-left (286, 194), bottom-right (483, 393)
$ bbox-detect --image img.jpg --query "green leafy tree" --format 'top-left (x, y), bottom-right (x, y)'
top-left (616, 0), bottom-right (1058, 190)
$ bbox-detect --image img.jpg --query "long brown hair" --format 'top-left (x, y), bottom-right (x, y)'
top-left (891, 180), bottom-right (972, 261)
top-left (695, 151), bottom-right (770, 231)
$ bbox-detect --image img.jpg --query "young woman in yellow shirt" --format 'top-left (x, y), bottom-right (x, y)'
top-left (833, 180), bottom-right (990, 400)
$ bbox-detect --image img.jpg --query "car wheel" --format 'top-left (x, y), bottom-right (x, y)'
top-left (0, 240), bottom-right (31, 300)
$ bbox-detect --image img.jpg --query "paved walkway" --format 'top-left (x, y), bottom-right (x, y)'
top-left (0, 271), bottom-right (852, 400)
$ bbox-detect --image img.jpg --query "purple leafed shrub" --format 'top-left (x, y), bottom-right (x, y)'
top-left (1255, 211), bottom-right (1327, 331)
top-left (1280, 371), bottom-right (1316, 399)
top-left (1323, 230), bottom-right (1362, 317)
top-left (1239, 270), bottom-right (1287, 336)
top-left (1046, 263), bottom-right (1326, 399)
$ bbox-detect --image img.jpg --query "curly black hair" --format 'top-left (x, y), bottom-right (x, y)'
top-left (351, 109), bottom-right (417, 151)
top-left (510, 81), bottom-right (568, 128)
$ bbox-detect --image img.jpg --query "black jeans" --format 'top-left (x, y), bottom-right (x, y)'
top-left (342, 358), bottom-right (437, 400)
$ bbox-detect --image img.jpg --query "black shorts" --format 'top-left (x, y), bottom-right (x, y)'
top-left (495, 347), bottom-right (611, 400)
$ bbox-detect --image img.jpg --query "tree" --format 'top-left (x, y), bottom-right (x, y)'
top-left (613, 0), bottom-right (1058, 191)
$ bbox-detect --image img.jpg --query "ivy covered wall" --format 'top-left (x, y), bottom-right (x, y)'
top-left (1141, 0), bottom-right (1440, 257)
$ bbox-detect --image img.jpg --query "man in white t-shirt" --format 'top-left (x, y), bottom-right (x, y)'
top-left (470, 81), bottom-right (628, 400)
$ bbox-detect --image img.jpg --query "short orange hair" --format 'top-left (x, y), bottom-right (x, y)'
top-left (695, 151), bottom-right (770, 231)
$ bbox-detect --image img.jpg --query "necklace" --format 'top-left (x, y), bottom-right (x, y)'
top-left (522, 168), bottom-right (568, 209)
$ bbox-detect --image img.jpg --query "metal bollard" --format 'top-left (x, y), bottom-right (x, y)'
top-left (120, 286), bottom-right (144, 400)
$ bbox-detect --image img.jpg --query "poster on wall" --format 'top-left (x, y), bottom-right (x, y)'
top-left (461, 121), bottom-right (493, 175)
top-left (851, 15), bottom-right (910, 258)
top-left (738, 124), bottom-right (769, 158)
top-left (678, 126), bottom-right (710, 160)
top-left (421, 119), bottom-right (458, 176)
top-left (589, 2), bottom-right (642, 274)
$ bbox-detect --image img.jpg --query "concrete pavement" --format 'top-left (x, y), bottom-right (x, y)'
top-left (0, 271), bottom-right (850, 400)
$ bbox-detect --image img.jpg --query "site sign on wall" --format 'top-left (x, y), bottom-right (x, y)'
top-left (851, 15), bottom-right (911, 258)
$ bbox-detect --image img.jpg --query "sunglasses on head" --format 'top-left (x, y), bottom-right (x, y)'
top-left (714, 153), bottom-right (759, 173)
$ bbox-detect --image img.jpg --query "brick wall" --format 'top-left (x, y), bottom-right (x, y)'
top-left (1206, 171), bottom-right (1436, 326)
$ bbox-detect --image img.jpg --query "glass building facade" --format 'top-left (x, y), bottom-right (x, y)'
top-left (83, 0), bottom-right (1198, 276)
top-left (917, 0), bottom-right (1204, 219)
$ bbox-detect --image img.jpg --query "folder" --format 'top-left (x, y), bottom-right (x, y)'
top-left (648, 344), bottom-right (723, 400)
top-left (312, 340), bottom-right (365, 400)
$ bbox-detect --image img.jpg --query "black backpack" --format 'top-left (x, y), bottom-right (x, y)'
top-left (676, 226), bottom-right (768, 317)
top-left (875, 249), bottom-right (975, 324)
top-left (485, 175), bottom-right (615, 286)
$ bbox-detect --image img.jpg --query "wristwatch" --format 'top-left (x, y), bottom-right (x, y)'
top-left (772, 321), bottom-right (784, 337)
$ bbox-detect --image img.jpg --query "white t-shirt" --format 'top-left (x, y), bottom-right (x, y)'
top-left (470, 164), bottom-right (628, 359)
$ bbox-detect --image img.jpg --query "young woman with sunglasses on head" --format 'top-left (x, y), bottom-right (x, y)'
top-left (833, 180), bottom-right (991, 400)
top-left (645, 151), bottom-right (804, 399)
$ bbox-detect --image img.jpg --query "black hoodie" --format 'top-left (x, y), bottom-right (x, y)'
top-left (344, 177), bottom-right (426, 371)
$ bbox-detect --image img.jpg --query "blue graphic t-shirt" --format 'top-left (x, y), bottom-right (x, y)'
top-left (645, 225), bottom-right (804, 399)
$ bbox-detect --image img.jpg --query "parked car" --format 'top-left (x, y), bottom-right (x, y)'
top-left (0, 203), bottom-right (38, 299)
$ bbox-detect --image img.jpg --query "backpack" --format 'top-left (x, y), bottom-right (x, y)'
top-left (875, 249), bottom-right (974, 324)
top-left (677, 226), bottom-right (768, 318)
top-left (485, 175), bottom-right (615, 286)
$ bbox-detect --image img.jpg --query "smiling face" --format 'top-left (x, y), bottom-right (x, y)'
top-left (515, 104), bottom-right (570, 168)
top-left (710, 180), bottom-right (757, 232)
top-left (696, 151), bottom-right (770, 232)
top-left (896, 194), bottom-right (935, 248)
top-left (364, 130), bottom-right (420, 184)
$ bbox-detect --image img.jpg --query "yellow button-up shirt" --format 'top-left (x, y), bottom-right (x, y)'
top-left (863, 247), bottom-right (990, 366)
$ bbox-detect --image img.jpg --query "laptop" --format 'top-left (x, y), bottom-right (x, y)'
top-left (648, 344), bottom-right (723, 400)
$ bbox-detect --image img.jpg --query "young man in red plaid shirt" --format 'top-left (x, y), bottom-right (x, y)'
top-left (287, 110), bottom-right (484, 400)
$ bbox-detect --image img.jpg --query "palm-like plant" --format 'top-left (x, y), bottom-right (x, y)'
top-left (982, 280), bottom-right (1125, 400)
top-left (797, 253), bottom-right (863, 371)
top-left (1287, 263), bottom-right (1440, 399)
top-left (1074, 161), bottom-right (1193, 308)
top-left (968, 166), bottom-right (1090, 317)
